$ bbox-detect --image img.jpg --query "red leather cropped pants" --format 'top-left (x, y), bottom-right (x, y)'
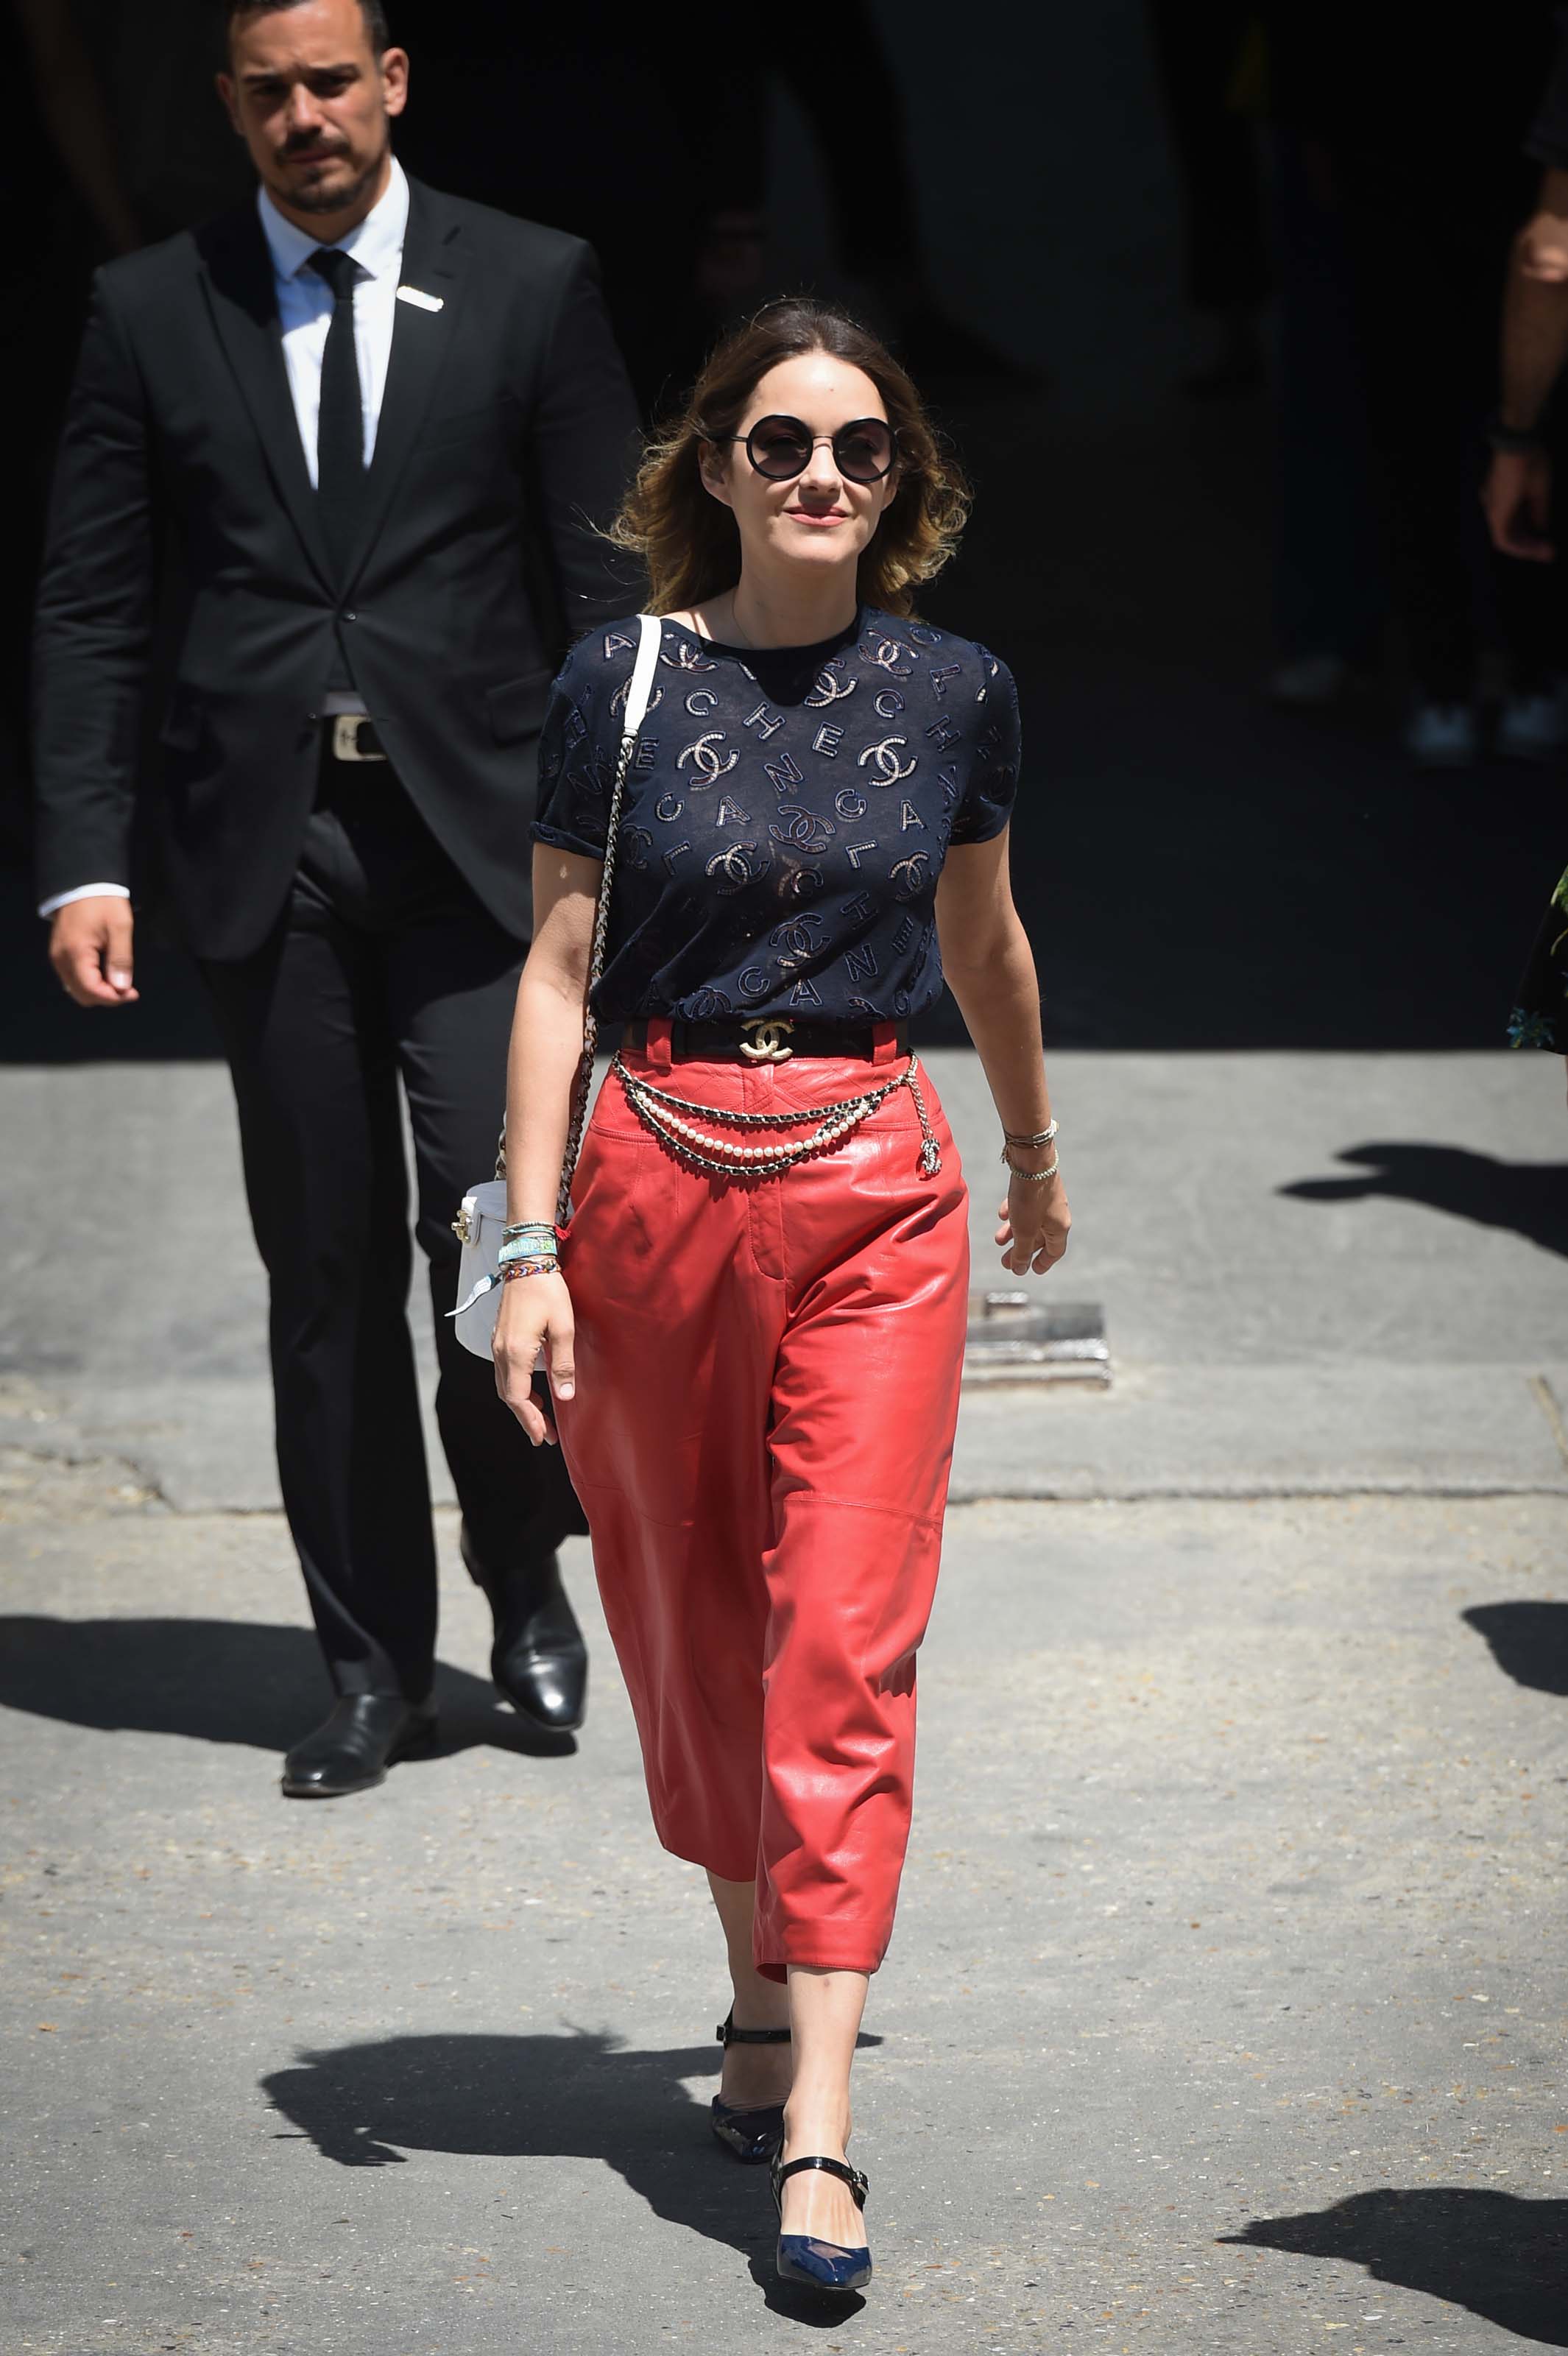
top-left (555, 1021), bottom-right (969, 1983)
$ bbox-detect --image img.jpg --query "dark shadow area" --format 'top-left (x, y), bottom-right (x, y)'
top-left (0, 1618), bottom-right (575, 1761)
top-left (1221, 2187), bottom-right (1568, 2348)
top-left (264, 2028), bottom-right (875, 2321)
top-left (10, 7), bottom-right (1564, 1063)
top-left (1463, 1601), bottom-right (1568, 1698)
top-left (1280, 1143), bottom-right (1568, 1258)
top-left (9, 401), bottom-right (1563, 1062)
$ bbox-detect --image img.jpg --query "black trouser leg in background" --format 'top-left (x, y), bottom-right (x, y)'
top-left (201, 761), bottom-right (583, 1706)
top-left (388, 884), bottom-right (587, 1579)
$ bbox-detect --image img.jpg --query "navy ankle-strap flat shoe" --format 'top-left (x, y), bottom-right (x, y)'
top-left (771, 2151), bottom-right (872, 2294)
top-left (710, 2010), bottom-right (790, 2162)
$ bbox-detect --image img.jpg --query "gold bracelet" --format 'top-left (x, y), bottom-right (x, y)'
top-left (1006, 1155), bottom-right (1059, 1183)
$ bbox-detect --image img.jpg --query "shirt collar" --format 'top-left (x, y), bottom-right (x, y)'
top-left (257, 153), bottom-right (409, 286)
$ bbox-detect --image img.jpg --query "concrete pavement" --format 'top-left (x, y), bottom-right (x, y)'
top-left (3, 1042), bottom-right (1567, 2353)
top-left (4, 1049), bottom-right (1566, 1510)
top-left (3, 1461), bottom-right (1564, 2353)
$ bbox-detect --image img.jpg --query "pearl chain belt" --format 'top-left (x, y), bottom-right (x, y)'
top-left (610, 1052), bottom-right (943, 1180)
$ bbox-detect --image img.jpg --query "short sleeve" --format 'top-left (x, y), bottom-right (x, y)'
top-left (532, 670), bottom-right (612, 858)
top-left (949, 655), bottom-right (1020, 847)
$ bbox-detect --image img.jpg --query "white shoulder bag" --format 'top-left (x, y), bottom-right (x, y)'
top-left (449, 611), bottom-right (662, 1361)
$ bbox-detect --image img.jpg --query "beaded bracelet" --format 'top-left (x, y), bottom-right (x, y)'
top-left (1006, 1156), bottom-right (1060, 1184)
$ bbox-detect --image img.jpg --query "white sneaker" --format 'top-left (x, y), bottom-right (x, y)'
top-left (1495, 686), bottom-right (1568, 763)
top-left (1402, 700), bottom-right (1480, 769)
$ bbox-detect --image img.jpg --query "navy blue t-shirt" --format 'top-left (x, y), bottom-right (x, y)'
top-left (532, 607), bottom-right (1021, 1024)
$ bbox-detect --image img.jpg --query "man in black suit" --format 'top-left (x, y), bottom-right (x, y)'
top-left (33, 0), bottom-right (640, 1796)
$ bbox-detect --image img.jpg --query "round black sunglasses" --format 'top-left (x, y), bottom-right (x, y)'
top-left (709, 414), bottom-right (899, 484)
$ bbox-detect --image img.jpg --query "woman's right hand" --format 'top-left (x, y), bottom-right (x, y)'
top-left (492, 1270), bottom-right (576, 1447)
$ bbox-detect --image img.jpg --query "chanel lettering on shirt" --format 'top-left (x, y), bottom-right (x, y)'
top-left (532, 609), bottom-right (1021, 1023)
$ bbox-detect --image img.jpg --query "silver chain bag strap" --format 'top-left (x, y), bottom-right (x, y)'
top-left (449, 613), bottom-right (663, 1358)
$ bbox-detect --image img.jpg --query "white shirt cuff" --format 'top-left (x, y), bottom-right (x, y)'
top-left (38, 882), bottom-right (132, 920)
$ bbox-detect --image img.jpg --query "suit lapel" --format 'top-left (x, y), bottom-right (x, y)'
top-left (196, 206), bottom-right (333, 589)
top-left (339, 180), bottom-right (465, 590)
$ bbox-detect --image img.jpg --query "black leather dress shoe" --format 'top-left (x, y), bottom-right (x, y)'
top-left (281, 1694), bottom-right (437, 1799)
top-left (461, 1526), bottom-right (588, 1733)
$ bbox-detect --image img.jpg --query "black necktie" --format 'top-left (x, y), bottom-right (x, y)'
top-left (306, 246), bottom-right (364, 574)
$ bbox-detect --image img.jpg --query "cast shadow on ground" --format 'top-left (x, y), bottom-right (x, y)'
top-left (1279, 1145), bottom-right (1568, 1258)
top-left (263, 2029), bottom-right (877, 2323)
top-left (1462, 1602), bottom-right (1568, 1699)
top-left (0, 1617), bottom-right (574, 1760)
top-left (1221, 2187), bottom-right (1568, 2347)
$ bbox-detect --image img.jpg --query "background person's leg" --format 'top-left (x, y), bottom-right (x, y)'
top-left (387, 898), bottom-right (586, 1579)
top-left (201, 884), bottom-right (437, 1705)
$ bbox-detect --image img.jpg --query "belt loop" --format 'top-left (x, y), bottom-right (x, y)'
top-left (645, 1016), bottom-right (674, 1074)
top-left (871, 1022), bottom-right (900, 1067)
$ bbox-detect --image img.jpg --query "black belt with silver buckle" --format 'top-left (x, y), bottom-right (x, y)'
top-left (325, 716), bottom-right (389, 763)
top-left (622, 1016), bottom-right (908, 1064)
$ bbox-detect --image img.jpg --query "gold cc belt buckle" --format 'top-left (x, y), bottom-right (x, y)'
top-left (739, 1017), bottom-right (795, 1062)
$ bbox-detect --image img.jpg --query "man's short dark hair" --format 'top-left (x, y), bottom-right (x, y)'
top-left (225, 0), bottom-right (392, 55)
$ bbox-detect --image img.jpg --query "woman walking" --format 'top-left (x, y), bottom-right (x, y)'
top-left (492, 301), bottom-right (1069, 2296)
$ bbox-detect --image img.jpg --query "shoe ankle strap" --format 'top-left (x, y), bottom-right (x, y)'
top-left (771, 2154), bottom-right (869, 2209)
top-left (717, 2009), bottom-right (792, 2045)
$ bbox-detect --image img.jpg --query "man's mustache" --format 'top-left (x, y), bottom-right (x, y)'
top-left (280, 135), bottom-right (348, 160)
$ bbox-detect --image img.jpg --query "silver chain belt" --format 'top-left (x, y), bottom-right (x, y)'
top-left (610, 1051), bottom-right (943, 1179)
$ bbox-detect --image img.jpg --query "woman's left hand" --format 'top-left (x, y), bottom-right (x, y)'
top-left (997, 1168), bottom-right (1071, 1275)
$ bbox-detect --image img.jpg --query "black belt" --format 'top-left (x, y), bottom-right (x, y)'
top-left (622, 1016), bottom-right (908, 1064)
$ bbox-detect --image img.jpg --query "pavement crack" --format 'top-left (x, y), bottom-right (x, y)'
top-left (1526, 1373), bottom-right (1568, 1470)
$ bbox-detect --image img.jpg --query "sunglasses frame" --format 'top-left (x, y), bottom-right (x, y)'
top-left (707, 413), bottom-right (900, 484)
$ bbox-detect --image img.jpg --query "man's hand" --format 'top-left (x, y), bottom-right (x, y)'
top-left (1482, 447), bottom-right (1555, 561)
top-left (49, 896), bottom-right (138, 1006)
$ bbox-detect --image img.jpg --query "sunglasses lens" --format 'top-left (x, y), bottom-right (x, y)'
top-left (748, 418), bottom-right (812, 477)
top-left (836, 421), bottom-right (894, 480)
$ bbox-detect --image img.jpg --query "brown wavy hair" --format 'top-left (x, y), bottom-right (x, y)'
top-left (609, 300), bottom-right (970, 618)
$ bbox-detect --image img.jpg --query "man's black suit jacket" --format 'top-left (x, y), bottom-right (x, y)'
top-left (32, 174), bottom-right (640, 959)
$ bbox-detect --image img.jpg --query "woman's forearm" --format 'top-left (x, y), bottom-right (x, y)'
top-left (943, 917), bottom-right (1053, 1139)
top-left (504, 954), bottom-right (591, 1227)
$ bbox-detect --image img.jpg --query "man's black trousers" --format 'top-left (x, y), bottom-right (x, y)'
top-left (200, 751), bottom-right (584, 1705)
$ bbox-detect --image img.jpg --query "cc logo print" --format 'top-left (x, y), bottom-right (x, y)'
top-left (805, 667), bottom-right (857, 707)
top-left (769, 911), bottom-right (824, 962)
top-left (869, 638), bottom-right (914, 677)
top-left (705, 842), bottom-right (766, 893)
top-left (858, 736), bottom-right (917, 786)
top-left (677, 731), bottom-right (739, 783)
top-left (890, 850), bottom-right (931, 900)
top-left (768, 803), bottom-right (835, 853)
